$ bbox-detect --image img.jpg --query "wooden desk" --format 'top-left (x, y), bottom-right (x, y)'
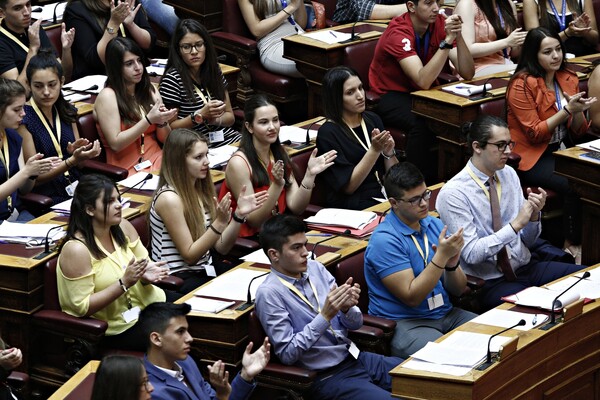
top-left (554, 147), bottom-right (600, 265)
top-left (164, 0), bottom-right (222, 32)
top-left (390, 265), bottom-right (600, 400)
top-left (283, 22), bottom-right (387, 117)
top-left (47, 360), bottom-right (98, 400)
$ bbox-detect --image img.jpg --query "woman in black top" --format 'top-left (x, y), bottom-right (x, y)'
top-left (316, 66), bottom-right (398, 210)
top-left (64, 0), bottom-right (155, 79)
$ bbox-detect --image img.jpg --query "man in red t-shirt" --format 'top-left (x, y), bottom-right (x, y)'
top-left (369, 0), bottom-right (473, 181)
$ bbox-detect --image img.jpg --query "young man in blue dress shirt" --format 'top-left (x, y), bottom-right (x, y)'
top-left (255, 214), bottom-right (403, 399)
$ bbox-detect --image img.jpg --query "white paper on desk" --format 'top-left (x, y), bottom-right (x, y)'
top-left (32, 2), bottom-right (67, 21)
top-left (411, 331), bottom-right (512, 367)
top-left (505, 286), bottom-right (580, 310)
top-left (193, 268), bottom-right (270, 301)
top-left (146, 65), bottom-right (166, 76)
top-left (576, 266), bottom-right (600, 282)
top-left (52, 197), bottom-right (131, 213)
top-left (63, 92), bottom-right (91, 103)
top-left (401, 359), bottom-right (472, 376)
top-left (118, 172), bottom-right (159, 191)
top-left (441, 83), bottom-right (491, 97)
top-left (0, 221), bottom-right (66, 241)
top-left (470, 308), bottom-right (548, 330)
top-left (304, 209), bottom-right (376, 229)
top-left (547, 275), bottom-right (600, 300)
top-left (241, 249), bottom-right (271, 265)
top-left (302, 30), bottom-right (352, 44)
top-left (186, 297), bottom-right (235, 313)
top-left (278, 125), bottom-right (318, 143)
top-left (208, 145), bottom-right (238, 168)
top-left (63, 75), bottom-right (107, 94)
top-left (576, 138), bottom-right (600, 152)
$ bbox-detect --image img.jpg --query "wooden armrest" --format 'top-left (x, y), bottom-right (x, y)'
top-left (33, 310), bottom-right (108, 338)
top-left (211, 32), bottom-right (257, 52)
top-left (260, 363), bottom-right (317, 383)
top-left (348, 324), bottom-right (384, 339)
top-left (363, 314), bottom-right (396, 332)
top-left (155, 275), bottom-right (184, 291)
top-left (7, 371), bottom-right (28, 389)
top-left (506, 152), bottom-right (521, 169)
top-left (20, 192), bottom-right (53, 216)
top-left (466, 274), bottom-right (485, 289)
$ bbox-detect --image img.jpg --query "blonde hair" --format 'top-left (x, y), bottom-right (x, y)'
top-left (156, 129), bottom-right (216, 239)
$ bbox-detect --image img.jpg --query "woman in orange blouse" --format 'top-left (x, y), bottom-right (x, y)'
top-left (506, 27), bottom-right (596, 262)
top-left (95, 37), bottom-right (177, 175)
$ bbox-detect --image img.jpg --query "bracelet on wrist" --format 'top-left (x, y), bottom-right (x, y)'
top-left (118, 278), bottom-right (128, 292)
top-left (208, 224), bottom-right (222, 235)
top-left (300, 181), bottom-right (315, 190)
top-left (382, 149), bottom-right (396, 160)
top-left (65, 158), bottom-right (74, 168)
top-left (28, 175), bottom-right (38, 181)
top-left (563, 107), bottom-right (572, 116)
top-left (445, 262), bottom-right (460, 272)
top-left (232, 213), bottom-right (247, 224)
top-left (430, 260), bottom-right (444, 270)
top-left (144, 115), bottom-right (153, 125)
top-left (563, 29), bottom-right (571, 38)
top-left (282, 8), bottom-right (292, 16)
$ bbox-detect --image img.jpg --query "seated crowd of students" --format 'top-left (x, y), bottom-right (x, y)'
top-left (1, 0), bottom-right (599, 398)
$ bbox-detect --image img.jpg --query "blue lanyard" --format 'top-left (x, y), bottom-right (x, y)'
top-left (548, 0), bottom-right (567, 31)
top-left (554, 80), bottom-right (563, 111)
top-left (415, 29), bottom-right (431, 62)
top-left (497, 4), bottom-right (509, 59)
top-left (280, 0), bottom-right (296, 26)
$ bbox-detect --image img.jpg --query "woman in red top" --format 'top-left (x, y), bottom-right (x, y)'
top-left (506, 27), bottom-right (596, 262)
top-left (219, 94), bottom-right (337, 238)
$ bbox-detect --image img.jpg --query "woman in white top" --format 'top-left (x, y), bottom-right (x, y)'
top-left (238, 0), bottom-right (306, 77)
top-left (150, 128), bottom-right (268, 294)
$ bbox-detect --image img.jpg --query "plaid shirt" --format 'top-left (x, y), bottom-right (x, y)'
top-left (332, 0), bottom-right (405, 23)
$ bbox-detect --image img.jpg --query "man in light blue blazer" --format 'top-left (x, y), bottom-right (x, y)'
top-left (139, 302), bottom-right (270, 400)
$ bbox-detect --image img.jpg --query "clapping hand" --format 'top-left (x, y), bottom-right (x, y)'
top-left (121, 257), bottom-right (148, 288)
top-left (505, 27), bottom-right (527, 48)
top-left (526, 187), bottom-right (546, 217)
top-left (0, 347), bottom-right (22, 371)
top-left (61, 23), bottom-right (75, 50)
top-left (147, 100), bottom-right (177, 126)
top-left (213, 193), bottom-right (232, 231)
top-left (141, 260), bottom-right (169, 284)
top-left (208, 360), bottom-right (231, 400)
top-left (235, 185), bottom-right (268, 218)
top-left (240, 337), bottom-right (270, 382)
top-left (24, 153), bottom-right (61, 176)
top-left (433, 226), bottom-right (464, 267)
top-left (271, 160), bottom-right (286, 186)
top-left (306, 148), bottom-right (337, 176)
top-left (568, 12), bottom-right (593, 36)
top-left (564, 91), bottom-right (597, 114)
top-left (370, 129), bottom-right (393, 154)
top-left (70, 139), bottom-right (102, 163)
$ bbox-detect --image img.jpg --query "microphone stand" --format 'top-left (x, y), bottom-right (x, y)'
top-left (236, 272), bottom-right (270, 311)
top-left (476, 319), bottom-right (526, 371)
top-left (34, 223), bottom-right (69, 260)
top-left (294, 117), bottom-right (326, 150)
top-left (310, 229), bottom-right (350, 260)
top-left (341, 21), bottom-right (360, 44)
top-left (540, 271), bottom-right (591, 330)
top-left (119, 173), bottom-right (154, 197)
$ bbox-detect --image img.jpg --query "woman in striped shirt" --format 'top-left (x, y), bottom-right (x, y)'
top-left (149, 128), bottom-right (268, 294)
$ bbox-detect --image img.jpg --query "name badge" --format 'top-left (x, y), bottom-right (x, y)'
top-left (209, 130), bottom-right (225, 143)
top-left (204, 265), bottom-right (216, 277)
top-left (427, 293), bottom-right (444, 310)
top-left (347, 340), bottom-right (360, 359)
top-left (134, 159), bottom-right (152, 171)
top-left (122, 306), bottom-right (141, 323)
top-left (6, 208), bottom-right (19, 222)
top-left (65, 180), bottom-right (79, 197)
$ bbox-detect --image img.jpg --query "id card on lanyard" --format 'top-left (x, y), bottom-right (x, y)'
top-left (548, 0), bottom-right (568, 31)
top-left (345, 119), bottom-right (383, 188)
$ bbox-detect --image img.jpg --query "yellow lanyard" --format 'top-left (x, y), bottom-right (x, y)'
top-left (194, 85), bottom-right (212, 106)
top-left (0, 23), bottom-right (28, 53)
top-left (0, 134), bottom-right (12, 210)
top-left (119, 24), bottom-right (125, 37)
top-left (138, 105), bottom-right (146, 159)
top-left (344, 118), bottom-right (382, 186)
top-left (95, 234), bottom-right (133, 308)
top-left (466, 164), bottom-right (502, 202)
top-left (31, 99), bottom-right (70, 179)
top-left (410, 232), bottom-right (430, 267)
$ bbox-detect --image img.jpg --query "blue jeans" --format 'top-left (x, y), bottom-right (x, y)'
top-left (140, 0), bottom-right (179, 35)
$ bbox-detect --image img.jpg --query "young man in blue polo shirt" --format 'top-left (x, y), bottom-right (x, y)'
top-left (365, 162), bottom-right (476, 359)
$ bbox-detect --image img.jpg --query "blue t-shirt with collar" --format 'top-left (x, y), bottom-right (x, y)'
top-left (365, 211), bottom-right (452, 320)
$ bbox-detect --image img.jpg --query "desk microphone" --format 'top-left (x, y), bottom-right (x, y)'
top-left (119, 173), bottom-right (154, 197)
top-left (469, 74), bottom-right (512, 101)
top-left (53, 1), bottom-right (65, 24)
top-left (35, 223), bottom-right (68, 259)
top-left (295, 117), bottom-right (326, 150)
top-left (236, 272), bottom-right (270, 311)
top-left (477, 319), bottom-right (526, 370)
top-left (310, 229), bottom-right (350, 260)
top-left (341, 21), bottom-right (360, 44)
top-left (548, 271), bottom-right (590, 324)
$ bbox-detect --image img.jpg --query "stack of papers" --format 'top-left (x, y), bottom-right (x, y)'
top-left (186, 297), bottom-right (235, 313)
top-left (0, 221), bottom-right (66, 245)
top-left (52, 197), bottom-right (131, 215)
top-left (62, 91), bottom-right (91, 103)
top-left (118, 172), bottom-right (159, 191)
top-left (470, 309), bottom-right (548, 330)
top-left (441, 83), bottom-right (491, 97)
top-left (304, 209), bottom-right (377, 230)
top-left (302, 30), bottom-right (352, 44)
top-left (502, 286), bottom-right (581, 311)
top-left (278, 125), bottom-right (318, 143)
top-left (402, 331), bottom-right (512, 376)
top-left (63, 75), bottom-right (107, 94)
top-left (208, 145), bottom-right (238, 168)
top-left (193, 268), bottom-right (270, 301)
top-left (576, 138), bottom-right (600, 152)
top-left (32, 2), bottom-right (67, 22)
top-left (146, 58), bottom-right (168, 76)
top-left (547, 275), bottom-right (600, 300)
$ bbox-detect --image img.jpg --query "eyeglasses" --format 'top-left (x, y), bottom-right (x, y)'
top-left (486, 140), bottom-right (515, 152)
top-left (140, 378), bottom-right (152, 393)
top-left (395, 189), bottom-right (432, 207)
top-left (179, 42), bottom-right (205, 54)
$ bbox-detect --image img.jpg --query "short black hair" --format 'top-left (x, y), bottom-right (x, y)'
top-left (138, 302), bottom-right (191, 349)
top-left (463, 114), bottom-right (508, 152)
top-left (260, 214), bottom-right (307, 257)
top-left (384, 162), bottom-right (425, 199)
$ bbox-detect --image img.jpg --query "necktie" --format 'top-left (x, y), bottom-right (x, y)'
top-left (488, 176), bottom-right (516, 281)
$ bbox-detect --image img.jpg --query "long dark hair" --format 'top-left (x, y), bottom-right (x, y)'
top-left (537, 0), bottom-right (582, 30)
top-left (321, 66), bottom-right (378, 145)
top-left (511, 27), bottom-right (566, 80)
top-left (105, 37), bottom-right (155, 125)
top-left (239, 94), bottom-right (292, 187)
top-left (26, 49), bottom-right (77, 123)
top-left (65, 174), bottom-right (127, 259)
top-left (0, 78), bottom-right (25, 118)
top-left (67, 0), bottom-right (110, 31)
top-left (474, 0), bottom-right (518, 40)
top-left (163, 19), bottom-right (225, 103)
top-left (91, 355), bottom-right (145, 400)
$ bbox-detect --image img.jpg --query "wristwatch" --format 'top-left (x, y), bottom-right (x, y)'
top-left (382, 149), bottom-right (396, 160)
top-left (192, 111), bottom-right (204, 125)
top-left (106, 26), bottom-right (116, 35)
top-left (232, 213), bottom-right (247, 224)
top-left (445, 262), bottom-right (460, 272)
top-left (439, 40), bottom-right (453, 50)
